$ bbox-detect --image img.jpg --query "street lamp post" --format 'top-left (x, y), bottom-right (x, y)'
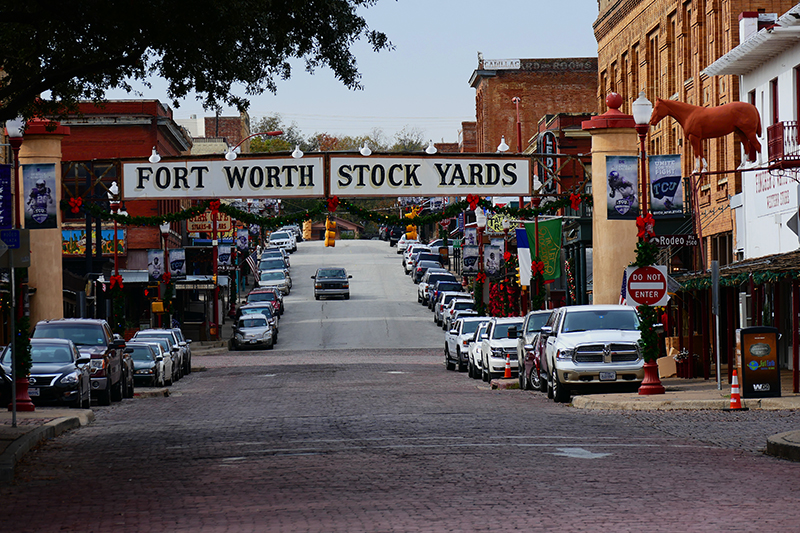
top-left (160, 221), bottom-right (171, 329)
top-left (224, 130), bottom-right (284, 161)
top-left (512, 97), bottom-right (525, 211)
top-left (632, 91), bottom-right (665, 396)
top-left (475, 208), bottom-right (487, 310)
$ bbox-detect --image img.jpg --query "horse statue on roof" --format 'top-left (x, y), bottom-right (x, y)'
top-left (650, 98), bottom-right (762, 173)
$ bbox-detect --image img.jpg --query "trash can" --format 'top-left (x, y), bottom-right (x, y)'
top-left (735, 326), bottom-right (781, 398)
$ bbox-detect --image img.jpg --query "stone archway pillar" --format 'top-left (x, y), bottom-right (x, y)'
top-left (18, 120), bottom-right (70, 324)
top-left (582, 94), bottom-right (638, 305)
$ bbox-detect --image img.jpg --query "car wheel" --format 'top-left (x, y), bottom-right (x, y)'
top-left (82, 385), bottom-right (91, 409)
top-left (111, 377), bottom-right (123, 402)
top-left (456, 350), bottom-right (466, 372)
top-left (344, 294), bottom-right (350, 300)
top-left (97, 381), bottom-right (112, 406)
top-left (529, 367), bottom-right (542, 391)
top-left (444, 347), bottom-right (455, 371)
top-left (267, 341), bottom-right (274, 350)
top-left (315, 294), bottom-right (320, 300)
top-left (166, 370), bottom-right (173, 386)
top-left (481, 362), bottom-right (488, 382)
top-left (551, 368), bottom-right (570, 403)
top-left (519, 365), bottom-right (526, 390)
top-left (467, 360), bottom-right (473, 378)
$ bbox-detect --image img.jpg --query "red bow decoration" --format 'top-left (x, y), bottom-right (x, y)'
top-left (162, 271), bottom-right (172, 285)
top-left (636, 213), bottom-right (656, 239)
top-left (476, 272), bottom-right (486, 283)
top-left (503, 251), bottom-right (511, 262)
top-left (68, 197), bottom-right (83, 214)
top-left (466, 194), bottom-right (480, 210)
top-left (532, 261), bottom-right (545, 275)
top-left (570, 193), bottom-right (582, 210)
top-left (327, 196), bottom-right (339, 212)
top-left (209, 199), bottom-right (221, 215)
top-left (109, 274), bottom-right (124, 290)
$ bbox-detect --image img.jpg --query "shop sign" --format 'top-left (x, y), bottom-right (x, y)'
top-left (651, 234), bottom-right (698, 248)
top-left (187, 212), bottom-right (232, 232)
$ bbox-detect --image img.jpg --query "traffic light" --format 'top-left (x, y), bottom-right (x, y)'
top-left (324, 218), bottom-right (337, 247)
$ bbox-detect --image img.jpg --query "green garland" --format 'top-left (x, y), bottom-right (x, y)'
top-left (637, 304), bottom-right (660, 362)
top-left (14, 315), bottom-right (32, 378)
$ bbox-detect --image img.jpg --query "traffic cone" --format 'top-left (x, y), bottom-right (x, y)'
top-left (504, 353), bottom-right (512, 379)
top-left (729, 369), bottom-right (744, 410)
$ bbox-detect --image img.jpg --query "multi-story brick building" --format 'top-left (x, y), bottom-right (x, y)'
top-left (593, 0), bottom-right (797, 269)
top-left (469, 57), bottom-right (598, 154)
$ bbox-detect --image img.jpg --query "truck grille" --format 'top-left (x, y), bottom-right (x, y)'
top-left (574, 343), bottom-right (639, 363)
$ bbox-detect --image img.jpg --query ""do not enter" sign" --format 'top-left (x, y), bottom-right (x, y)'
top-left (625, 265), bottom-right (670, 307)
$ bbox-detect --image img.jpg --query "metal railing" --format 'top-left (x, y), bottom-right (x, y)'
top-left (767, 121), bottom-right (800, 167)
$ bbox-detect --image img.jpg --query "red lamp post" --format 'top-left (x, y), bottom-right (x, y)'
top-left (160, 221), bottom-right (171, 329)
top-left (512, 96), bottom-right (525, 211)
top-left (475, 207), bottom-right (487, 310)
top-left (224, 130), bottom-right (284, 161)
top-left (632, 91), bottom-right (665, 396)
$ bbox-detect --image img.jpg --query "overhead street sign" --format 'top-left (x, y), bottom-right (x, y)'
top-left (0, 229), bottom-right (30, 268)
top-left (625, 265), bottom-right (670, 307)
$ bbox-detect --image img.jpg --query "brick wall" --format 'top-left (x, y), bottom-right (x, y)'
top-left (203, 112), bottom-right (250, 150)
top-left (595, 0), bottom-right (797, 267)
top-left (460, 122), bottom-right (477, 153)
top-left (471, 58), bottom-right (598, 153)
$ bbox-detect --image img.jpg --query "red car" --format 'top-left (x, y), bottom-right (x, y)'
top-left (246, 288), bottom-right (284, 315)
top-left (517, 310), bottom-right (553, 392)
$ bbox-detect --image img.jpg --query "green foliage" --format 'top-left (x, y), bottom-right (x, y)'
top-left (637, 304), bottom-right (660, 362)
top-left (634, 240), bottom-right (659, 267)
top-left (0, 1), bottom-right (391, 123)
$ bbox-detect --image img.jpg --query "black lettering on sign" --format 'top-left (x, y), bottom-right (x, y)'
top-left (503, 163), bottom-right (518, 185)
top-left (338, 165), bottom-right (353, 187)
top-left (470, 164), bottom-right (484, 185)
top-left (405, 165), bottom-right (421, 187)
top-left (266, 166), bottom-right (281, 188)
top-left (299, 165), bottom-right (314, 187)
top-left (353, 165), bottom-right (369, 187)
top-left (155, 167), bottom-right (171, 190)
top-left (371, 165), bottom-right (385, 187)
top-left (224, 166), bottom-right (248, 188)
top-left (173, 167), bottom-right (189, 189)
top-left (388, 164), bottom-right (403, 187)
top-left (485, 164), bottom-right (500, 185)
top-left (190, 166), bottom-right (208, 188)
top-left (283, 166), bottom-right (296, 187)
top-left (435, 164), bottom-right (451, 186)
top-left (136, 168), bottom-right (152, 190)
top-left (249, 167), bottom-right (264, 188)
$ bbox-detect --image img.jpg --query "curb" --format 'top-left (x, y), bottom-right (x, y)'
top-left (0, 410), bottom-right (95, 484)
top-left (766, 431), bottom-right (800, 462)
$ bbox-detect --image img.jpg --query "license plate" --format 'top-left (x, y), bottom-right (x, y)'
top-left (599, 371), bottom-right (616, 381)
top-left (28, 387), bottom-right (40, 397)
top-left (249, 339), bottom-right (258, 343)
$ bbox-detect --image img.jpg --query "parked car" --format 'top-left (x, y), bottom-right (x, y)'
top-left (541, 304), bottom-right (644, 403)
top-left (258, 270), bottom-right (291, 295)
top-left (396, 234), bottom-right (419, 254)
top-left (518, 310), bottom-right (553, 391)
top-left (279, 224), bottom-right (303, 242)
top-left (170, 328), bottom-right (192, 375)
top-left (261, 247), bottom-right (290, 267)
top-left (404, 245), bottom-right (431, 274)
top-left (0, 338), bottom-right (91, 408)
top-left (444, 317), bottom-right (487, 372)
top-left (133, 334), bottom-right (181, 384)
top-left (312, 267), bottom-right (352, 300)
top-left (428, 280), bottom-right (464, 310)
top-left (417, 270), bottom-right (457, 305)
top-left (409, 251), bottom-right (443, 276)
top-left (479, 317), bottom-right (524, 382)
top-left (412, 260), bottom-right (443, 283)
top-left (442, 298), bottom-right (476, 331)
top-left (268, 230), bottom-right (296, 252)
top-left (31, 318), bottom-right (133, 406)
top-left (132, 329), bottom-right (186, 381)
top-left (434, 291), bottom-right (472, 326)
top-left (388, 226), bottom-right (404, 246)
top-left (126, 342), bottom-right (164, 387)
top-left (258, 257), bottom-right (290, 273)
top-left (246, 287), bottom-right (284, 315)
top-left (236, 303), bottom-right (279, 344)
top-left (139, 341), bottom-right (173, 386)
top-left (232, 314), bottom-right (274, 350)
top-left (468, 321), bottom-right (492, 379)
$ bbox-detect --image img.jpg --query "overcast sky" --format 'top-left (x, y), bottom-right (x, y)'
top-left (108, 1), bottom-right (600, 144)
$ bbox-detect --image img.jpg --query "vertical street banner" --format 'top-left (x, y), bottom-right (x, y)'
top-left (605, 156), bottom-right (639, 219)
top-left (462, 245), bottom-right (479, 274)
top-left (218, 244), bottom-right (232, 267)
top-left (0, 165), bottom-right (11, 229)
top-left (524, 219), bottom-right (562, 282)
top-left (649, 154), bottom-right (684, 218)
top-left (169, 248), bottom-right (186, 280)
top-left (484, 245), bottom-right (501, 275)
top-left (236, 228), bottom-right (249, 251)
top-left (23, 163), bottom-right (57, 229)
top-left (148, 249), bottom-right (165, 282)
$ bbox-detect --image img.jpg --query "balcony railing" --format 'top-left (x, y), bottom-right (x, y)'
top-left (767, 121), bottom-right (800, 169)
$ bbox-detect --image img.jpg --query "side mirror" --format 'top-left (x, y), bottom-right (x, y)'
top-left (449, 329), bottom-right (457, 335)
top-left (541, 326), bottom-right (553, 335)
top-left (156, 355), bottom-right (164, 361)
top-left (507, 326), bottom-right (517, 339)
top-left (348, 275), bottom-right (353, 279)
top-left (654, 323), bottom-right (664, 335)
top-left (523, 344), bottom-right (533, 351)
top-left (77, 356), bottom-right (91, 365)
top-left (481, 333), bottom-right (489, 340)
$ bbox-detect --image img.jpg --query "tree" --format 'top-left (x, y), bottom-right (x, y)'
top-left (0, 0), bottom-right (391, 123)
top-left (390, 126), bottom-right (425, 152)
top-left (249, 114), bottom-right (308, 153)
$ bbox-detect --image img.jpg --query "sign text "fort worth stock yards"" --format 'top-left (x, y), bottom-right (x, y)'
top-left (122, 155), bottom-right (531, 199)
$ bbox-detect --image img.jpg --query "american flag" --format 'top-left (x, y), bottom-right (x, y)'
top-left (619, 268), bottom-right (628, 305)
top-left (245, 251), bottom-right (258, 277)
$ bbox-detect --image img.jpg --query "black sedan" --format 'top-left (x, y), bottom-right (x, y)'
top-left (0, 338), bottom-right (91, 408)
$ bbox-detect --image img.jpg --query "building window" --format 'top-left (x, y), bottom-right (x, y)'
top-left (710, 231), bottom-right (733, 267)
top-left (61, 161), bottom-right (118, 223)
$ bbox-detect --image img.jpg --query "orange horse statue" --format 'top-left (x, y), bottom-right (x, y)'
top-left (650, 98), bottom-right (762, 172)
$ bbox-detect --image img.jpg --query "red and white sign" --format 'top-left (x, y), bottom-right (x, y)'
top-left (625, 265), bottom-right (670, 307)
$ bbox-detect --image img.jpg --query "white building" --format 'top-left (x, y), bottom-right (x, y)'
top-left (705, 6), bottom-right (800, 260)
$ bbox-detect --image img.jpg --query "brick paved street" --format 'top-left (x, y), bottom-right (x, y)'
top-left (4, 348), bottom-right (800, 532)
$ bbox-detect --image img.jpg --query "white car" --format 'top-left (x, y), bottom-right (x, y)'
top-left (268, 230), bottom-right (296, 253)
top-left (445, 317), bottom-right (488, 372)
top-left (480, 317), bottom-right (524, 382)
top-left (404, 245), bottom-right (431, 274)
top-left (442, 298), bottom-right (476, 331)
top-left (396, 234), bottom-right (419, 254)
top-left (434, 292), bottom-right (472, 326)
top-left (140, 341), bottom-right (173, 386)
top-left (417, 269), bottom-right (454, 304)
top-left (542, 304), bottom-right (644, 403)
top-left (468, 322), bottom-right (491, 379)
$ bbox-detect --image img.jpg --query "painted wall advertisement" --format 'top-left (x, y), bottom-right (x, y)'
top-left (62, 228), bottom-right (126, 256)
top-left (605, 156), bottom-right (639, 220)
top-left (23, 163), bottom-right (57, 229)
top-left (648, 154), bottom-right (684, 218)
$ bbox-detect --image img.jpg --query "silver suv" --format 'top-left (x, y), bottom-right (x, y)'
top-left (232, 314), bottom-right (274, 350)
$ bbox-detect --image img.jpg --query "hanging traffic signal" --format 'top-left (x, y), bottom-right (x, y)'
top-left (324, 218), bottom-right (337, 247)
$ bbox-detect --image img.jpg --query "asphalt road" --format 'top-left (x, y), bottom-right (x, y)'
top-left (4, 240), bottom-right (800, 532)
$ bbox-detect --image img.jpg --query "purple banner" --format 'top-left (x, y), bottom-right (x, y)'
top-left (0, 165), bottom-right (11, 229)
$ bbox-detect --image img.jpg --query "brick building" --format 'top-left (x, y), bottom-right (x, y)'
top-left (469, 57), bottom-right (598, 153)
top-left (593, 0), bottom-right (797, 269)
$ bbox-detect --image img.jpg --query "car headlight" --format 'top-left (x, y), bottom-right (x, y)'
top-left (491, 347), bottom-right (504, 357)
top-left (236, 333), bottom-right (245, 340)
top-left (60, 372), bottom-right (80, 385)
top-left (556, 348), bottom-right (574, 361)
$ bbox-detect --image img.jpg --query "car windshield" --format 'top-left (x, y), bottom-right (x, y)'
top-left (453, 301), bottom-right (475, 310)
top-left (260, 271), bottom-right (285, 281)
top-left (240, 318), bottom-right (267, 328)
top-left (270, 232), bottom-right (290, 240)
top-left (316, 268), bottom-right (346, 279)
top-left (562, 310), bottom-right (640, 333)
top-left (241, 306), bottom-right (273, 318)
top-left (144, 339), bottom-right (170, 352)
top-left (258, 260), bottom-right (284, 270)
top-left (135, 333), bottom-right (175, 348)
top-left (30, 344), bottom-right (75, 364)
top-left (248, 292), bottom-right (276, 302)
top-left (525, 313), bottom-right (550, 333)
top-left (461, 321), bottom-right (482, 335)
top-left (492, 321), bottom-right (523, 339)
top-left (129, 346), bottom-right (155, 362)
top-left (32, 323), bottom-right (105, 346)
top-left (436, 282), bottom-right (461, 292)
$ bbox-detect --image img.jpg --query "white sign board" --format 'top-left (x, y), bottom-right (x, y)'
top-left (752, 170), bottom-right (798, 218)
top-left (329, 156), bottom-right (530, 197)
top-left (122, 157), bottom-right (325, 199)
